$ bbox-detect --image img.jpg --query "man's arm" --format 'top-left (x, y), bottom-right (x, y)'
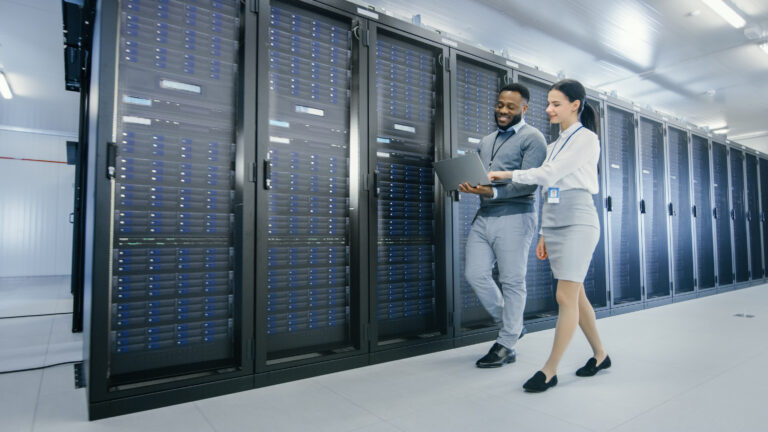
top-left (494, 134), bottom-right (547, 200)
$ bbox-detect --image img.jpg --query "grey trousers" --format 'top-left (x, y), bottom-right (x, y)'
top-left (465, 212), bottom-right (536, 349)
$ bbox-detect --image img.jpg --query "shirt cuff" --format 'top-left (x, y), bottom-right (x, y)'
top-left (491, 187), bottom-right (498, 199)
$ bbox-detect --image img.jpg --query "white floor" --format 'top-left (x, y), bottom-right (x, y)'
top-left (1, 279), bottom-right (767, 431)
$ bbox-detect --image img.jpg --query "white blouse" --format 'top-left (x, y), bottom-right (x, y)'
top-left (511, 122), bottom-right (600, 194)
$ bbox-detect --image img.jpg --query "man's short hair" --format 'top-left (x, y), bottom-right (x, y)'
top-left (499, 83), bottom-right (530, 103)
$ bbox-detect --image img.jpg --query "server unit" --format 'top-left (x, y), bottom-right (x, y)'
top-left (638, 116), bottom-right (671, 302)
top-left (760, 157), bottom-right (768, 278)
top-left (604, 104), bottom-right (642, 308)
top-left (584, 96), bottom-right (609, 312)
top-left (666, 125), bottom-right (695, 297)
top-left (516, 73), bottom-right (558, 321)
top-left (256, 0), bottom-right (367, 369)
top-left (83, 0), bottom-right (253, 419)
top-left (729, 147), bottom-right (749, 284)
top-left (744, 151), bottom-right (763, 281)
top-left (367, 22), bottom-right (451, 355)
top-left (691, 133), bottom-right (716, 291)
top-left (712, 140), bottom-right (734, 288)
top-left (447, 49), bottom-right (505, 338)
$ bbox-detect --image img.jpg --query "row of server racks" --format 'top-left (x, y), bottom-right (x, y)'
top-left (80, 0), bottom-right (767, 419)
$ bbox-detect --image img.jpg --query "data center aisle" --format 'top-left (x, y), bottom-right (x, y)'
top-left (2, 283), bottom-right (767, 432)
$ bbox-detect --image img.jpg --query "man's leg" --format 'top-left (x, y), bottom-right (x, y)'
top-left (490, 212), bottom-right (536, 349)
top-left (464, 215), bottom-right (503, 323)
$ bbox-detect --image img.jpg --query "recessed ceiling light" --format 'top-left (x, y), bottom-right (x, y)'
top-left (713, 128), bottom-right (730, 134)
top-left (760, 42), bottom-right (768, 55)
top-left (0, 71), bottom-right (13, 99)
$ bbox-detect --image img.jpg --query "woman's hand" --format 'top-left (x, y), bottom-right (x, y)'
top-left (488, 170), bottom-right (513, 182)
top-left (536, 236), bottom-right (547, 260)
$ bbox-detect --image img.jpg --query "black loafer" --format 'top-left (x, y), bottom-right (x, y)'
top-left (523, 371), bottom-right (557, 392)
top-left (575, 355), bottom-right (611, 377)
top-left (475, 343), bottom-right (516, 368)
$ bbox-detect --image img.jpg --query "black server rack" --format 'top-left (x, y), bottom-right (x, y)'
top-left (729, 149), bottom-right (749, 283)
top-left (691, 134), bottom-right (716, 290)
top-left (712, 141), bottom-right (734, 287)
top-left (257, 0), bottom-right (364, 365)
top-left (760, 157), bottom-right (768, 277)
top-left (450, 54), bottom-right (503, 331)
top-left (638, 117), bottom-right (670, 300)
top-left (605, 105), bottom-right (642, 305)
top-left (84, 0), bottom-right (252, 419)
top-left (516, 74), bottom-right (557, 319)
top-left (584, 97), bottom-right (608, 310)
top-left (368, 25), bottom-right (448, 348)
top-left (666, 126), bottom-right (695, 295)
top-left (744, 152), bottom-right (762, 280)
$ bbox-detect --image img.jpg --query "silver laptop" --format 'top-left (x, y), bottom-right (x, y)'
top-left (434, 152), bottom-right (495, 191)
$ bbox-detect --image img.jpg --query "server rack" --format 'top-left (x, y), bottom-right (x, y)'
top-left (744, 150), bottom-right (763, 282)
top-left (666, 124), bottom-right (695, 298)
top-left (447, 48), bottom-right (506, 341)
top-left (712, 140), bottom-right (734, 289)
top-left (584, 95), bottom-right (609, 312)
top-left (604, 103), bottom-right (642, 309)
top-left (728, 147), bottom-right (749, 284)
top-left (255, 0), bottom-right (369, 371)
top-left (84, 0), bottom-right (254, 419)
top-left (760, 157), bottom-right (768, 279)
top-left (638, 116), bottom-right (671, 302)
top-left (691, 133), bottom-right (716, 292)
top-left (515, 72), bottom-right (558, 321)
top-left (366, 21), bottom-right (451, 357)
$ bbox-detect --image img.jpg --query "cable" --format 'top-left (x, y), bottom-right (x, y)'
top-left (0, 360), bottom-right (83, 375)
top-left (0, 312), bottom-right (73, 320)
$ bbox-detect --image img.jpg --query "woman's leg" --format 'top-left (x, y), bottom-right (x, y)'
top-left (577, 284), bottom-right (607, 363)
top-left (540, 280), bottom-right (581, 380)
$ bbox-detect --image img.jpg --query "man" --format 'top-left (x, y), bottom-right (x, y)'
top-left (459, 83), bottom-right (547, 368)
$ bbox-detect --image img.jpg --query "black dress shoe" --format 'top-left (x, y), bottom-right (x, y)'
top-left (475, 343), bottom-right (516, 368)
top-left (523, 371), bottom-right (557, 392)
top-left (575, 355), bottom-right (611, 377)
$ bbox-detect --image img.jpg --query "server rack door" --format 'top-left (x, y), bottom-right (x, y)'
top-left (667, 127), bottom-right (695, 294)
top-left (260, 1), bottom-right (361, 362)
top-left (369, 28), bottom-right (446, 345)
top-left (712, 142), bottom-right (734, 286)
top-left (584, 98), bottom-right (608, 309)
top-left (101, 0), bottom-right (246, 386)
top-left (691, 135), bottom-right (716, 290)
top-left (729, 149), bottom-right (749, 282)
top-left (516, 75), bottom-right (557, 319)
top-left (745, 153), bottom-right (763, 280)
top-left (451, 55), bottom-right (503, 331)
top-left (638, 117), bottom-right (670, 299)
top-left (605, 106), bottom-right (642, 304)
top-left (760, 158), bottom-right (768, 277)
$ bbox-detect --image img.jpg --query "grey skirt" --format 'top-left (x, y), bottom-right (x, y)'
top-left (541, 189), bottom-right (600, 282)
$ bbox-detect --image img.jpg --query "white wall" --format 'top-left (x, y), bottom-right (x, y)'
top-left (0, 129), bottom-right (75, 277)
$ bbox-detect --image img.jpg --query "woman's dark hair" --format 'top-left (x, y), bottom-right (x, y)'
top-left (549, 79), bottom-right (599, 135)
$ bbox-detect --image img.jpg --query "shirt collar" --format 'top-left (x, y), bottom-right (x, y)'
top-left (558, 121), bottom-right (582, 138)
top-left (498, 118), bottom-right (526, 134)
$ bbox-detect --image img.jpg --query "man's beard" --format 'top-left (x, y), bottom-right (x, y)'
top-left (496, 113), bottom-right (522, 130)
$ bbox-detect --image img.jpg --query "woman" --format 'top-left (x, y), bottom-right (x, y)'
top-left (488, 79), bottom-right (610, 392)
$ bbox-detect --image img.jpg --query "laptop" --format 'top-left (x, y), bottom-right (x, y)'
top-left (434, 152), bottom-right (501, 191)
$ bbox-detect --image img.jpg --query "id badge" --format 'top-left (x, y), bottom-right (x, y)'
top-left (547, 187), bottom-right (560, 204)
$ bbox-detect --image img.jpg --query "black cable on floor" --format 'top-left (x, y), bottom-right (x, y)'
top-left (0, 312), bottom-right (73, 320)
top-left (0, 360), bottom-right (83, 375)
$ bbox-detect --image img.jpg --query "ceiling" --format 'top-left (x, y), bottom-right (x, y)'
top-left (352, 0), bottom-right (768, 152)
top-left (0, 0), bottom-right (766, 150)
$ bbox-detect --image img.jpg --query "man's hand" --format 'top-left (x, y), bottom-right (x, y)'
top-left (536, 236), bottom-right (548, 260)
top-left (458, 182), bottom-right (493, 197)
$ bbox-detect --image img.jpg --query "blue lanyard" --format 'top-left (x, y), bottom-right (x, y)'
top-left (547, 125), bottom-right (584, 162)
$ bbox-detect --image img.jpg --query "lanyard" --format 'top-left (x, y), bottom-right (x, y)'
top-left (547, 125), bottom-right (584, 163)
top-left (490, 129), bottom-right (516, 165)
